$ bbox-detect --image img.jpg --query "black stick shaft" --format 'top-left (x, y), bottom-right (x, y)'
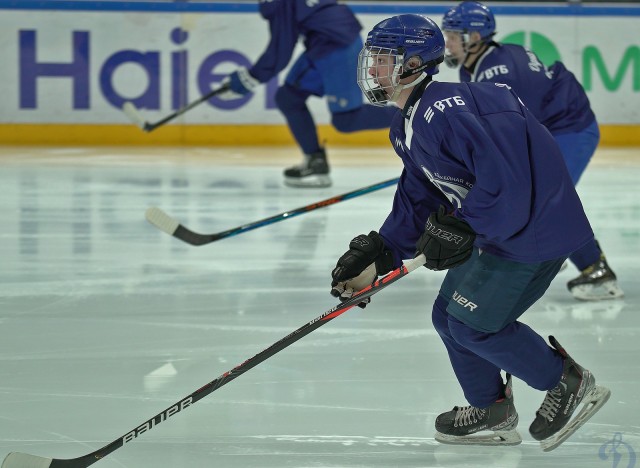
top-left (149, 177), bottom-right (399, 246)
top-left (144, 84), bottom-right (230, 132)
top-left (211, 177), bottom-right (400, 240)
top-left (44, 255), bottom-right (425, 467)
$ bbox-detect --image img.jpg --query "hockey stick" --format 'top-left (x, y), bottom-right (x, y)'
top-left (1, 254), bottom-right (427, 468)
top-left (145, 177), bottom-right (399, 246)
top-left (122, 83), bottom-right (230, 133)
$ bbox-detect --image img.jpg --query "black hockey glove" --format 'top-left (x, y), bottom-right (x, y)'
top-left (416, 206), bottom-right (476, 271)
top-left (331, 231), bottom-right (394, 308)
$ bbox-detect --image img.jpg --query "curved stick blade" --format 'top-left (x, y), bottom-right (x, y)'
top-left (145, 207), bottom-right (180, 235)
top-left (122, 102), bottom-right (146, 130)
top-left (2, 452), bottom-right (53, 468)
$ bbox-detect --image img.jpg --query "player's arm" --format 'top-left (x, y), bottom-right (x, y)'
top-left (249, 0), bottom-right (299, 83)
top-left (379, 167), bottom-right (448, 265)
top-left (223, 0), bottom-right (298, 98)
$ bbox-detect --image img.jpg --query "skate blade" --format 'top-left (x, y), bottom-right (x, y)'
top-left (284, 175), bottom-right (332, 188)
top-left (570, 281), bottom-right (624, 301)
top-left (540, 385), bottom-right (611, 452)
top-left (435, 429), bottom-right (522, 446)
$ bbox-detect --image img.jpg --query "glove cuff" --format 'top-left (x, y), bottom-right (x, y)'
top-left (368, 231), bottom-right (394, 275)
top-left (238, 67), bottom-right (259, 91)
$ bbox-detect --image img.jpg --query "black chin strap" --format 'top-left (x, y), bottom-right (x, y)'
top-left (399, 55), bottom-right (444, 79)
top-left (401, 75), bottom-right (433, 119)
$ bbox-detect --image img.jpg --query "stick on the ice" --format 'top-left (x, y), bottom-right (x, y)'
top-left (1, 254), bottom-right (426, 468)
top-left (145, 177), bottom-right (399, 246)
top-left (122, 84), bottom-right (230, 133)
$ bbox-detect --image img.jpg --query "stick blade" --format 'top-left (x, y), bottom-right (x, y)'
top-left (122, 102), bottom-right (146, 130)
top-left (2, 452), bottom-right (53, 468)
top-left (145, 207), bottom-right (180, 236)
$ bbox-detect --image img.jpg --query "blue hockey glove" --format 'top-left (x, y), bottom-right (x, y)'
top-left (218, 67), bottom-right (259, 101)
top-left (415, 206), bottom-right (476, 271)
top-left (331, 231), bottom-right (394, 308)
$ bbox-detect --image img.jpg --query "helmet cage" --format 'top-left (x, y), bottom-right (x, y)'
top-left (358, 44), bottom-right (444, 106)
top-left (357, 46), bottom-right (404, 106)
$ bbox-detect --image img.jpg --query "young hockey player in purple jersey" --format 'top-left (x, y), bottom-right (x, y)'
top-left (441, 1), bottom-right (623, 301)
top-left (220, 0), bottom-right (397, 188)
top-left (330, 14), bottom-right (610, 450)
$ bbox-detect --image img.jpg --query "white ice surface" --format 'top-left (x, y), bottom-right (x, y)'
top-left (0, 147), bottom-right (638, 468)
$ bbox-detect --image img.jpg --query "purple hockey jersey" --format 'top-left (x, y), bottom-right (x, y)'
top-left (379, 80), bottom-right (593, 264)
top-left (460, 43), bottom-right (595, 134)
top-left (249, 0), bottom-right (362, 83)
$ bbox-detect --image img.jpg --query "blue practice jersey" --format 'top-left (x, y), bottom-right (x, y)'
top-left (249, 0), bottom-right (362, 83)
top-left (459, 43), bottom-right (595, 134)
top-left (379, 80), bottom-right (593, 264)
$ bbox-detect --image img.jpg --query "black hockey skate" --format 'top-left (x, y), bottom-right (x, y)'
top-left (529, 336), bottom-right (611, 452)
top-left (567, 252), bottom-right (623, 301)
top-left (435, 373), bottom-right (521, 446)
top-left (283, 148), bottom-right (331, 188)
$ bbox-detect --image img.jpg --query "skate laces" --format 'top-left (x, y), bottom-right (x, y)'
top-left (454, 405), bottom-right (486, 427)
top-left (537, 385), bottom-right (563, 422)
top-left (581, 256), bottom-right (609, 277)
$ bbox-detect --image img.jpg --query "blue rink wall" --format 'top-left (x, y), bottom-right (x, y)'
top-left (0, 1), bottom-right (639, 146)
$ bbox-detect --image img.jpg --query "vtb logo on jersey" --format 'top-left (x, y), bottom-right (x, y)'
top-left (395, 137), bottom-right (404, 151)
top-left (424, 96), bottom-right (465, 123)
top-left (477, 64), bottom-right (509, 81)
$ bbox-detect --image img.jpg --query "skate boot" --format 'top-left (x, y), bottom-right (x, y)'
top-left (283, 148), bottom-right (331, 188)
top-left (435, 373), bottom-right (521, 446)
top-left (567, 253), bottom-right (623, 301)
top-left (529, 336), bottom-right (611, 452)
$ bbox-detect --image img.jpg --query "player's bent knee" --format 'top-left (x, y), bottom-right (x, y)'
top-left (431, 295), bottom-right (451, 336)
top-left (274, 85), bottom-right (307, 112)
top-left (447, 314), bottom-right (502, 346)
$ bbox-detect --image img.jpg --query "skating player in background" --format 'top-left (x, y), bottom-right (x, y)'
top-left (220, 0), bottom-right (397, 188)
top-left (441, 1), bottom-right (623, 301)
top-left (330, 14), bottom-right (610, 450)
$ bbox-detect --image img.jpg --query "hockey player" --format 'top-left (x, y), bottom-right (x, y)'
top-left (220, 0), bottom-right (397, 188)
top-left (441, 1), bottom-right (623, 301)
top-left (330, 14), bottom-right (611, 450)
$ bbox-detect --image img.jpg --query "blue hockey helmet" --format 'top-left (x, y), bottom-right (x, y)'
top-left (442, 1), bottom-right (496, 41)
top-left (358, 14), bottom-right (445, 106)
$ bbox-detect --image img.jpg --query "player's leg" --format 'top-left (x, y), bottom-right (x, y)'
top-left (431, 293), bottom-right (521, 446)
top-left (567, 241), bottom-right (623, 300)
top-left (553, 120), bottom-right (600, 186)
top-left (276, 54), bottom-right (330, 188)
top-left (554, 122), bottom-right (623, 300)
top-left (275, 83), bottom-right (320, 155)
top-left (528, 336), bottom-right (611, 451)
top-left (434, 249), bottom-right (609, 448)
top-left (430, 250), bottom-right (564, 446)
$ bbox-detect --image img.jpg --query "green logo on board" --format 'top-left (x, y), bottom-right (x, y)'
top-left (500, 31), bottom-right (562, 66)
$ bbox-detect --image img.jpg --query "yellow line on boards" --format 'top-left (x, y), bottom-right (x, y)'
top-left (0, 124), bottom-right (637, 147)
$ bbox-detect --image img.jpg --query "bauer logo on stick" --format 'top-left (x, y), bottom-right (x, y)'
top-left (122, 397), bottom-right (193, 444)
